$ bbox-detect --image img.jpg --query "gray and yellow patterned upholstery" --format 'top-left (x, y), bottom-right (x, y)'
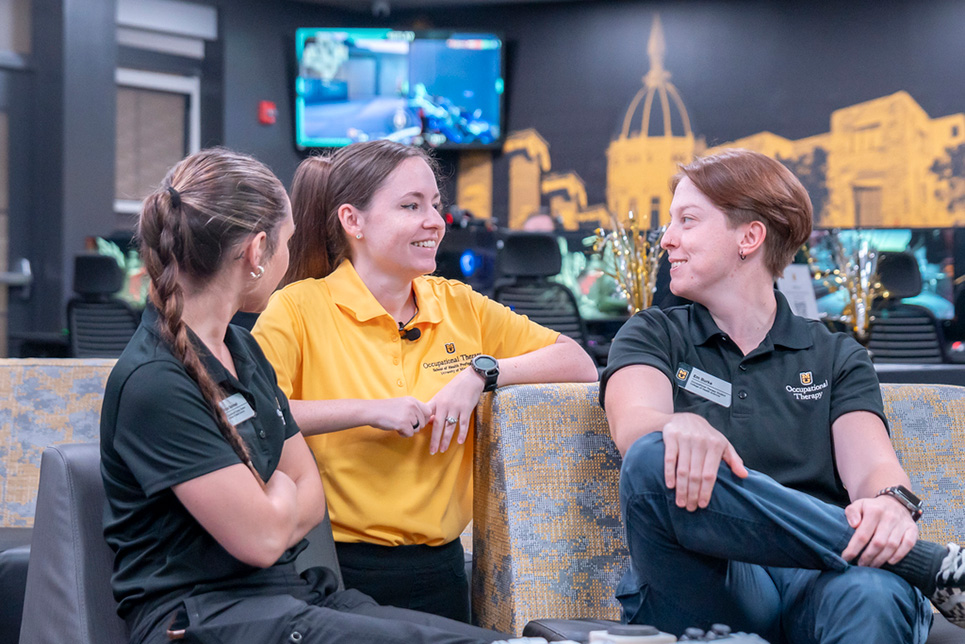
top-left (473, 382), bottom-right (626, 634)
top-left (473, 382), bottom-right (965, 636)
top-left (882, 383), bottom-right (965, 549)
top-left (0, 359), bottom-right (114, 527)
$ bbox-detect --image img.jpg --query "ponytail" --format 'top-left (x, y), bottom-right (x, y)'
top-left (285, 156), bottom-right (340, 285)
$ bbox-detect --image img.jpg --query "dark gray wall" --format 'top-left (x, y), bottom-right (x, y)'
top-left (8, 0), bottom-right (117, 354)
top-left (217, 0), bottom-right (351, 183)
top-left (10, 0), bottom-right (965, 352)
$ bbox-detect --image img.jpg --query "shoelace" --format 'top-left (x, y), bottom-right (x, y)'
top-left (939, 543), bottom-right (965, 584)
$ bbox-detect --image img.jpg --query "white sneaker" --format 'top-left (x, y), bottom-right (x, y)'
top-left (931, 543), bottom-right (965, 628)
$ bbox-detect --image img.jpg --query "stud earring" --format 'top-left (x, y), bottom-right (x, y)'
top-left (250, 265), bottom-right (265, 279)
top-left (356, 233), bottom-right (363, 240)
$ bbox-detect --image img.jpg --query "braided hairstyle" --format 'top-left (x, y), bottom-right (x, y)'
top-left (285, 140), bottom-right (440, 285)
top-left (138, 147), bottom-right (289, 483)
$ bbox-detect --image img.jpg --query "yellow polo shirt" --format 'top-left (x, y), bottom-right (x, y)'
top-left (253, 260), bottom-right (558, 546)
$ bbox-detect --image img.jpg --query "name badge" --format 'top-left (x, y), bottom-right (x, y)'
top-left (219, 393), bottom-right (256, 425)
top-left (674, 362), bottom-right (732, 408)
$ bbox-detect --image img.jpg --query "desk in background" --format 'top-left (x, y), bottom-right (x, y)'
top-left (875, 363), bottom-right (965, 387)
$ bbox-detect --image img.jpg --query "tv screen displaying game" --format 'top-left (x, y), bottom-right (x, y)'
top-left (295, 28), bottom-right (504, 149)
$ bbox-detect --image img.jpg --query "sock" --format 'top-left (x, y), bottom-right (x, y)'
top-left (883, 540), bottom-right (946, 596)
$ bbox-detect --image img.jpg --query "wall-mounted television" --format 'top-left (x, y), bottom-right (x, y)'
top-left (294, 28), bottom-right (504, 150)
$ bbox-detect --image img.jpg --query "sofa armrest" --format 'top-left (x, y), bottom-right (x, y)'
top-left (472, 382), bottom-right (627, 634)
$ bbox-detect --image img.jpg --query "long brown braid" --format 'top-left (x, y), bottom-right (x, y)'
top-left (137, 148), bottom-right (288, 484)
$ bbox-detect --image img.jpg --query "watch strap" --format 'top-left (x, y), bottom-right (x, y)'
top-left (876, 486), bottom-right (923, 521)
top-left (471, 355), bottom-right (499, 392)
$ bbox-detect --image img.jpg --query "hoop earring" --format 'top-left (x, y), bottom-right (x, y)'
top-left (739, 250), bottom-right (746, 261)
top-left (250, 265), bottom-right (265, 279)
top-left (356, 233), bottom-right (363, 240)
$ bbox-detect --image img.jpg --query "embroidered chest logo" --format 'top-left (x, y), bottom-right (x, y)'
top-left (445, 343), bottom-right (456, 354)
top-left (786, 372), bottom-right (828, 401)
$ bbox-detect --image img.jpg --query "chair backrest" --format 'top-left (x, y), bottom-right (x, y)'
top-left (868, 304), bottom-right (945, 363)
top-left (494, 232), bottom-right (588, 345)
top-left (19, 443), bottom-right (128, 644)
top-left (495, 281), bottom-right (588, 345)
top-left (868, 251), bottom-right (945, 363)
top-left (496, 232), bottom-right (562, 278)
top-left (18, 443), bottom-right (343, 644)
top-left (877, 251), bottom-right (923, 299)
top-left (68, 300), bottom-right (141, 358)
top-left (74, 254), bottom-right (125, 298)
top-left (68, 255), bottom-right (140, 358)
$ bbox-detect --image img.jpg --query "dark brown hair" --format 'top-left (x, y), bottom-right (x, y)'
top-left (672, 148), bottom-right (813, 277)
top-left (138, 147), bottom-right (288, 482)
top-left (285, 140), bottom-right (439, 284)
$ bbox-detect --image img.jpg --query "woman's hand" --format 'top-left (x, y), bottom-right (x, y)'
top-left (426, 367), bottom-right (486, 455)
top-left (662, 412), bottom-right (748, 511)
top-left (367, 397), bottom-right (433, 437)
top-left (842, 495), bottom-right (918, 568)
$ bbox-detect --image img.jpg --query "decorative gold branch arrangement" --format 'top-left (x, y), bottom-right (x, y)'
top-left (804, 230), bottom-right (886, 343)
top-left (593, 211), bottom-right (666, 314)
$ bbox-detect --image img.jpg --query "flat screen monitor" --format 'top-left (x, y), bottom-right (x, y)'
top-left (295, 28), bottom-right (504, 150)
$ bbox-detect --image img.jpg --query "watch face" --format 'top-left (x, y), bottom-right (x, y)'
top-left (896, 485), bottom-right (922, 507)
top-left (474, 355), bottom-right (498, 371)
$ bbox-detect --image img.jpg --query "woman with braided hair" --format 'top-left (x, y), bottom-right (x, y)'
top-left (99, 147), bottom-right (508, 644)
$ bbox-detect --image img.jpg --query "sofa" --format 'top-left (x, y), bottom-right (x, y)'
top-left (472, 382), bottom-right (965, 643)
top-left (2, 360), bottom-right (964, 643)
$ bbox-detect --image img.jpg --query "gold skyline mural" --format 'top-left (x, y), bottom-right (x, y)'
top-left (456, 14), bottom-right (965, 231)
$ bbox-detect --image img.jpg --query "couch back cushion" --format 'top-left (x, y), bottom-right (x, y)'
top-left (0, 359), bottom-right (114, 527)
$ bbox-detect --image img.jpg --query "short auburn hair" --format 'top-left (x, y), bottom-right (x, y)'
top-left (671, 148), bottom-right (812, 277)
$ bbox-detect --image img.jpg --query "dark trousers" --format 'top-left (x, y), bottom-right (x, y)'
top-left (618, 434), bottom-right (932, 644)
top-left (336, 538), bottom-right (471, 623)
top-left (129, 564), bottom-right (503, 644)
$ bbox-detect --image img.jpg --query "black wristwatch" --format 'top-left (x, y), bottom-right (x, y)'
top-left (471, 354), bottom-right (499, 392)
top-left (876, 485), bottom-right (923, 522)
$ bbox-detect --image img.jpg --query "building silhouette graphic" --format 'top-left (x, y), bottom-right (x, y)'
top-left (606, 15), bottom-right (700, 229)
top-left (464, 14), bottom-right (965, 231)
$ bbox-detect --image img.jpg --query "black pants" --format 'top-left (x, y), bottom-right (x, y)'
top-left (336, 538), bottom-right (471, 623)
top-left (129, 564), bottom-right (503, 644)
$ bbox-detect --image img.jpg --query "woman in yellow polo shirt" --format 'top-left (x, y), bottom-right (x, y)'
top-left (253, 140), bottom-right (597, 622)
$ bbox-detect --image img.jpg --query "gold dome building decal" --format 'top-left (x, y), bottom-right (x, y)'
top-left (607, 14), bottom-right (701, 229)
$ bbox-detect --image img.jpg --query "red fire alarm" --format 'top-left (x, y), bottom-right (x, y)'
top-left (258, 100), bottom-right (278, 125)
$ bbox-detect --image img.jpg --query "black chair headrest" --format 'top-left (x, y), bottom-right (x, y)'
top-left (877, 251), bottom-right (922, 299)
top-left (73, 254), bottom-right (124, 296)
top-left (497, 232), bottom-right (562, 277)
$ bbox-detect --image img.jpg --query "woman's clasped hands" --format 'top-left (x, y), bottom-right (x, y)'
top-left (369, 366), bottom-right (486, 454)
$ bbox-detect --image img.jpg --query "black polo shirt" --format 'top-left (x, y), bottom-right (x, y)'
top-left (100, 305), bottom-right (302, 622)
top-left (601, 291), bottom-right (886, 508)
